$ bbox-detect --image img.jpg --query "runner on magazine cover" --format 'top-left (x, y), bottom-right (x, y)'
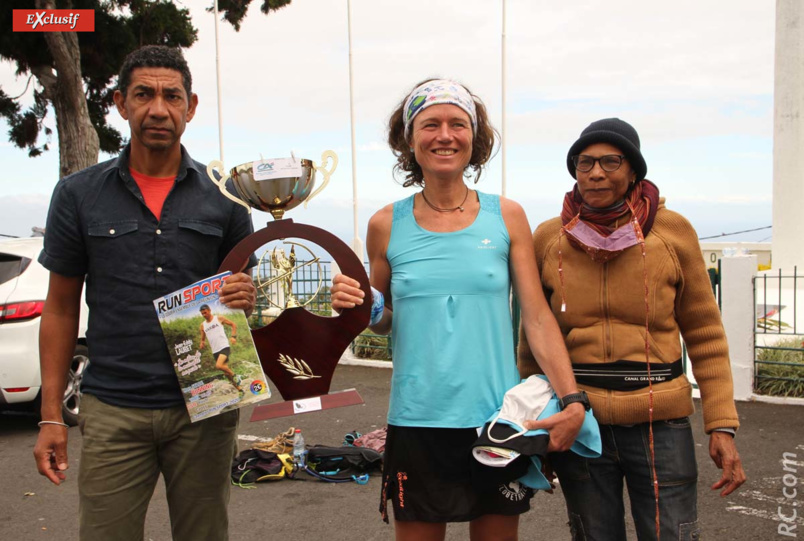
top-left (199, 304), bottom-right (243, 394)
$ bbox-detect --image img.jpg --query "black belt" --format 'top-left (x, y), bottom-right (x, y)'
top-left (572, 359), bottom-right (684, 391)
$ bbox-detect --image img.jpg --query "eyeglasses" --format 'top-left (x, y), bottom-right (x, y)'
top-left (572, 154), bottom-right (626, 173)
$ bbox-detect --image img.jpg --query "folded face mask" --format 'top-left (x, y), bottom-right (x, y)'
top-left (472, 445), bottom-right (522, 467)
top-left (485, 376), bottom-right (554, 444)
top-left (562, 214), bottom-right (644, 263)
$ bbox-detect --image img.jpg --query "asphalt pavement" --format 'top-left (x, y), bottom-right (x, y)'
top-left (2, 363), bottom-right (803, 540)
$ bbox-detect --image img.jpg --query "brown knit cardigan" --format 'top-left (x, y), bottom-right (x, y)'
top-left (518, 204), bottom-right (739, 434)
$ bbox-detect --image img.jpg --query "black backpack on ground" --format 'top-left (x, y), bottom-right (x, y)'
top-left (303, 445), bottom-right (383, 484)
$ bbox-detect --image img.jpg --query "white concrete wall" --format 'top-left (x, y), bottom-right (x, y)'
top-left (700, 242), bottom-right (771, 270)
top-left (720, 254), bottom-right (758, 401)
top-left (773, 0), bottom-right (804, 271)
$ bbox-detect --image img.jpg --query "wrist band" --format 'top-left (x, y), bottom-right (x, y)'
top-left (38, 420), bottom-right (69, 428)
top-left (369, 287), bottom-right (385, 326)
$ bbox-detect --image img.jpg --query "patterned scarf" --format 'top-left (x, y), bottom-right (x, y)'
top-left (561, 179), bottom-right (660, 238)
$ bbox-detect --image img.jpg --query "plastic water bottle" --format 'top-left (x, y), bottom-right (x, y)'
top-left (293, 428), bottom-right (306, 466)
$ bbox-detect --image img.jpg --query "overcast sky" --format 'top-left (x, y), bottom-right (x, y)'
top-left (0, 0), bottom-right (775, 249)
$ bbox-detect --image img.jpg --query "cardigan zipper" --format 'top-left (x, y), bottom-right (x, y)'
top-left (603, 261), bottom-right (612, 362)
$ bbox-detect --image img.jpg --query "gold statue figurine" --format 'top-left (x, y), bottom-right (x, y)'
top-left (271, 246), bottom-right (299, 308)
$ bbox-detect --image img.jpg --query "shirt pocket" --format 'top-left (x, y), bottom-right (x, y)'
top-left (87, 221), bottom-right (139, 260)
top-left (88, 221), bottom-right (139, 239)
top-left (177, 220), bottom-right (225, 274)
top-left (86, 220), bottom-right (140, 284)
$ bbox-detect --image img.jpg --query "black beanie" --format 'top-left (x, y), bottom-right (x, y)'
top-left (566, 118), bottom-right (647, 181)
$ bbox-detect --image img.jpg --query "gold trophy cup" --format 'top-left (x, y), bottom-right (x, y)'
top-left (206, 151), bottom-right (370, 419)
top-left (206, 151), bottom-right (337, 219)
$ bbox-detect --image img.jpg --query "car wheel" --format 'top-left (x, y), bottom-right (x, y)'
top-left (62, 344), bottom-right (89, 427)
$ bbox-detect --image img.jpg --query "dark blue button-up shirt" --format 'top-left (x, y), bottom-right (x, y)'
top-left (39, 145), bottom-right (256, 408)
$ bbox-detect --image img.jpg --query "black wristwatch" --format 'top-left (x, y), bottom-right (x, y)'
top-left (559, 391), bottom-right (591, 411)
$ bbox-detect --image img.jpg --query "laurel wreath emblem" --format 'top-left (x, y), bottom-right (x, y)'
top-left (277, 353), bottom-right (321, 380)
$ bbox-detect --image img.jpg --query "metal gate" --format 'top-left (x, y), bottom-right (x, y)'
top-left (250, 255), bottom-right (332, 327)
top-left (753, 267), bottom-right (804, 397)
top-left (250, 258), bottom-right (392, 360)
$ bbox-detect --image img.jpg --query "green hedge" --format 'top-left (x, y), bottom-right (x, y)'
top-left (755, 337), bottom-right (804, 397)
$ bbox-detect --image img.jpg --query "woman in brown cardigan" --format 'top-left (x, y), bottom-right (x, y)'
top-left (518, 118), bottom-right (745, 540)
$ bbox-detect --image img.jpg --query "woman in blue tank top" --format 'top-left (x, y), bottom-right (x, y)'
top-left (332, 79), bottom-right (586, 541)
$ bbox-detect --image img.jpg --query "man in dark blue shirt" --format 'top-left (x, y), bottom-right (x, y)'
top-left (33, 45), bottom-right (257, 540)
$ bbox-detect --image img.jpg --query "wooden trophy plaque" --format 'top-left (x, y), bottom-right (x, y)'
top-left (219, 219), bottom-right (370, 420)
top-left (208, 151), bottom-right (371, 420)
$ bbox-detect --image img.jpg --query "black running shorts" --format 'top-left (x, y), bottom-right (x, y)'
top-left (379, 424), bottom-right (533, 523)
top-left (212, 347), bottom-right (231, 359)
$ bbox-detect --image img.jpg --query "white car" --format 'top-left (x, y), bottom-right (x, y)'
top-left (0, 236), bottom-right (88, 425)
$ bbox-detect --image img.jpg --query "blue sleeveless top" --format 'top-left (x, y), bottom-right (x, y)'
top-left (386, 190), bottom-right (520, 427)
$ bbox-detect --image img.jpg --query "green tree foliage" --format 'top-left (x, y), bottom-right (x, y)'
top-left (0, 1), bottom-right (196, 164)
top-left (214, 0), bottom-right (292, 31)
top-left (0, 0), bottom-right (290, 177)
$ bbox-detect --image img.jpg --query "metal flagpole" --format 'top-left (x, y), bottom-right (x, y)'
top-left (347, 0), bottom-right (364, 261)
top-left (501, 0), bottom-right (507, 198)
top-left (214, 0), bottom-right (225, 163)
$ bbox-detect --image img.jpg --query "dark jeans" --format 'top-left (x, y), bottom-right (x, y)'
top-left (551, 418), bottom-right (700, 541)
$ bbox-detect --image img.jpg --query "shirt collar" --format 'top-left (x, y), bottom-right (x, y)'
top-left (115, 143), bottom-right (200, 183)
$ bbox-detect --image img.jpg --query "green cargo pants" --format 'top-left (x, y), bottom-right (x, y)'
top-left (78, 394), bottom-right (239, 541)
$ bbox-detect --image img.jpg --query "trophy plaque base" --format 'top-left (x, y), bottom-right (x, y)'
top-left (249, 388), bottom-right (364, 421)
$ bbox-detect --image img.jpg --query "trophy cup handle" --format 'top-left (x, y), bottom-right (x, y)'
top-left (206, 160), bottom-right (252, 214)
top-left (305, 150), bottom-right (338, 208)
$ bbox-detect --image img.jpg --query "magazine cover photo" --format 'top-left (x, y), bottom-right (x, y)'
top-left (154, 272), bottom-right (271, 422)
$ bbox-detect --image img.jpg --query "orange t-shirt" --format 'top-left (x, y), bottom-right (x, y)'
top-left (130, 168), bottom-right (175, 221)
